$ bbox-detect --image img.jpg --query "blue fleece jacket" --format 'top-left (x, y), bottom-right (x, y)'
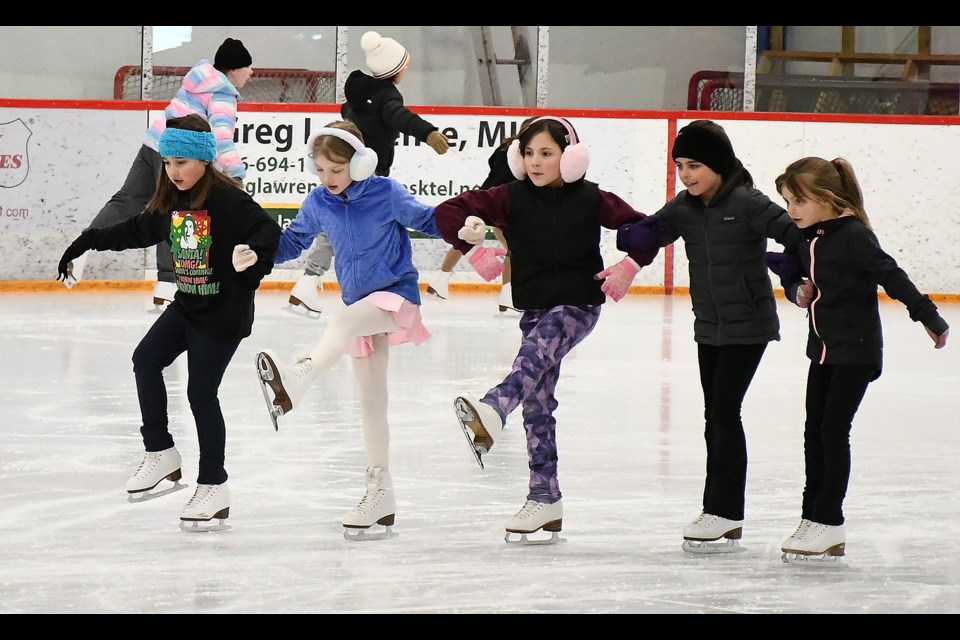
top-left (276, 176), bottom-right (437, 306)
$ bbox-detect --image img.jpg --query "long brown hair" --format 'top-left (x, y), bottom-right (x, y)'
top-left (146, 114), bottom-right (240, 213)
top-left (775, 156), bottom-right (871, 230)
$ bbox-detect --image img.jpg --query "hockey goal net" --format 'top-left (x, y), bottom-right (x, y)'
top-left (688, 70), bottom-right (959, 115)
top-left (114, 66), bottom-right (336, 103)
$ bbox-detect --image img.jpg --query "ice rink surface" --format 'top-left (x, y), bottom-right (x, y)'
top-left (1, 288), bottom-right (957, 614)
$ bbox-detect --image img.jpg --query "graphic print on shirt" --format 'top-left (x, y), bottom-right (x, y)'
top-left (171, 210), bottom-right (218, 296)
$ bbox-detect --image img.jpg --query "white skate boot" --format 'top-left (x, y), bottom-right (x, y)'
top-left (152, 281), bottom-right (177, 309)
top-left (288, 273), bottom-right (323, 316)
top-left (180, 482), bottom-right (231, 532)
top-left (498, 282), bottom-right (519, 313)
top-left (256, 349), bottom-right (314, 430)
top-left (342, 467), bottom-right (398, 541)
top-left (125, 447), bottom-right (187, 502)
top-left (425, 270), bottom-right (451, 300)
top-left (781, 521), bottom-right (845, 564)
top-left (504, 499), bottom-right (565, 545)
top-left (63, 252), bottom-right (87, 289)
top-left (681, 512), bottom-right (745, 553)
top-left (780, 518), bottom-right (813, 552)
top-left (453, 394), bottom-right (503, 469)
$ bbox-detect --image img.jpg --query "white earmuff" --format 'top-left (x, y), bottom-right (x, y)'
top-left (505, 116), bottom-right (590, 182)
top-left (306, 127), bottom-right (379, 181)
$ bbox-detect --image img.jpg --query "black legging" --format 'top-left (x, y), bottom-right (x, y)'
top-left (801, 361), bottom-right (877, 526)
top-left (697, 343), bottom-right (768, 521)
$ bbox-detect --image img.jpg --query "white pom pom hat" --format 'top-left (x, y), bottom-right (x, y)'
top-left (361, 31), bottom-right (410, 80)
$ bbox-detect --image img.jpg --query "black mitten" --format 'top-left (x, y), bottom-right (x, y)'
top-left (616, 216), bottom-right (661, 265)
top-left (57, 230), bottom-right (95, 283)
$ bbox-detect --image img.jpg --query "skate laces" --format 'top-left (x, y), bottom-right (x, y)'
top-left (186, 484), bottom-right (217, 508)
top-left (515, 500), bottom-right (543, 520)
top-left (288, 357), bottom-right (313, 379)
top-left (132, 452), bottom-right (160, 478)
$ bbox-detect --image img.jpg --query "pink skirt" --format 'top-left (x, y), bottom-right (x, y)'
top-left (346, 291), bottom-right (431, 358)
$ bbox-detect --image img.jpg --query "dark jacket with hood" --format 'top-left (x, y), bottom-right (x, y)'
top-left (340, 70), bottom-right (439, 177)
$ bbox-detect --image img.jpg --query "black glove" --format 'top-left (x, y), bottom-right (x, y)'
top-left (616, 216), bottom-right (661, 265)
top-left (764, 251), bottom-right (803, 282)
top-left (57, 230), bottom-right (94, 283)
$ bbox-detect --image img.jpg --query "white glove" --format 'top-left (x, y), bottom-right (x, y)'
top-left (232, 244), bottom-right (258, 272)
top-left (457, 215), bottom-right (487, 245)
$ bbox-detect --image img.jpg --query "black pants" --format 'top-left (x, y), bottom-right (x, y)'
top-left (802, 361), bottom-right (877, 526)
top-left (89, 144), bottom-right (174, 283)
top-left (697, 342), bottom-right (767, 521)
top-left (132, 307), bottom-right (241, 485)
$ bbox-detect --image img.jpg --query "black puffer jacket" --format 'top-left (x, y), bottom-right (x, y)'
top-left (653, 178), bottom-right (801, 346)
top-left (340, 70), bottom-right (438, 177)
top-left (785, 216), bottom-right (948, 370)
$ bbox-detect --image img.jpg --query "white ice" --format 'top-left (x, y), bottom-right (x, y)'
top-left (0, 289), bottom-right (957, 613)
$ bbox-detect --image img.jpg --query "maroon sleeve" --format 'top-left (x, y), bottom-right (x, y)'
top-left (434, 184), bottom-right (512, 254)
top-left (596, 189), bottom-right (657, 266)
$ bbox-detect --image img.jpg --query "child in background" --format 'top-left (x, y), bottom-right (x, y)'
top-left (287, 30), bottom-right (449, 314)
top-left (254, 120), bottom-right (437, 540)
top-left (434, 116), bottom-right (657, 543)
top-left (766, 156), bottom-right (949, 563)
top-left (67, 38), bottom-right (254, 308)
top-left (617, 119), bottom-right (801, 553)
top-left (57, 114), bottom-right (280, 531)
top-left (425, 116), bottom-right (538, 312)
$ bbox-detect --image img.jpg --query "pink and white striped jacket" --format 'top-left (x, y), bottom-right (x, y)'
top-left (144, 59), bottom-right (245, 179)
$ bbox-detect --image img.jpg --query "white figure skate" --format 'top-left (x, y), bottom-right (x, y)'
top-left (256, 349), bottom-right (314, 431)
top-left (152, 281), bottom-right (177, 309)
top-left (453, 394), bottom-right (502, 469)
top-left (425, 270), bottom-right (451, 300)
top-left (125, 447), bottom-right (187, 503)
top-left (62, 253), bottom-right (87, 289)
top-left (342, 467), bottom-right (398, 541)
top-left (498, 282), bottom-right (520, 313)
top-left (288, 274), bottom-right (323, 317)
top-left (681, 512), bottom-right (745, 554)
top-left (504, 499), bottom-right (565, 545)
top-left (179, 482), bottom-right (231, 532)
top-left (782, 522), bottom-right (845, 565)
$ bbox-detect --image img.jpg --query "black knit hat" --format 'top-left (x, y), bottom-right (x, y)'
top-left (671, 123), bottom-right (735, 177)
top-left (214, 38), bottom-right (252, 71)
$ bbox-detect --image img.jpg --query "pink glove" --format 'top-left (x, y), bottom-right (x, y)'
top-left (595, 257), bottom-right (640, 302)
top-left (232, 244), bottom-right (258, 272)
top-left (467, 245), bottom-right (507, 281)
top-left (796, 280), bottom-right (814, 308)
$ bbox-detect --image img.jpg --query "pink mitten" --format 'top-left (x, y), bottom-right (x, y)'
top-left (796, 280), bottom-right (814, 309)
top-left (467, 246), bottom-right (507, 281)
top-left (595, 257), bottom-right (640, 302)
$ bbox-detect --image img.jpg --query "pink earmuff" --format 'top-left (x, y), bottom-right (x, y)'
top-left (506, 116), bottom-right (590, 182)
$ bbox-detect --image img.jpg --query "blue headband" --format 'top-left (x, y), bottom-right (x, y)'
top-left (159, 128), bottom-right (217, 162)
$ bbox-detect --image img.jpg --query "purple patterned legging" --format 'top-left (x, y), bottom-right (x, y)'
top-left (481, 304), bottom-right (602, 504)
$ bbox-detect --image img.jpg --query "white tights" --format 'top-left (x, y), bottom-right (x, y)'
top-left (306, 301), bottom-right (399, 470)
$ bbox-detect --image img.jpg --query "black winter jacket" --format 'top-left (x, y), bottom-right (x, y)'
top-left (340, 70), bottom-right (438, 177)
top-left (782, 216), bottom-right (948, 371)
top-left (651, 178), bottom-right (801, 346)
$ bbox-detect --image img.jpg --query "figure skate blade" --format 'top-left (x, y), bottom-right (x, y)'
top-left (504, 530), bottom-right (566, 545)
top-left (453, 397), bottom-right (487, 470)
top-left (256, 353), bottom-right (283, 431)
top-left (343, 525), bottom-right (398, 542)
top-left (180, 519), bottom-right (232, 533)
top-left (682, 538), bottom-right (746, 554)
top-left (126, 479), bottom-right (188, 503)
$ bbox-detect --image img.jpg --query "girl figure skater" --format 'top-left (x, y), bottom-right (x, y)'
top-left (56, 114), bottom-right (280, 531)
top-left (254, 120), bottom-right (437, 540)
top-left (616, 120), bottom-right (802, 553)
top-left (434, 116), bottom-right (657, 543)
top-left (767, 156), bottom-right (949, 562)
